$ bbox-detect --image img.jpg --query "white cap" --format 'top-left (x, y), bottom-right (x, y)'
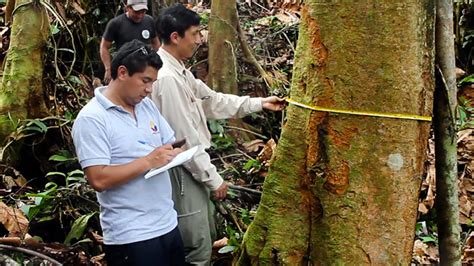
top-left (127, 0), bottom-right (148, 11)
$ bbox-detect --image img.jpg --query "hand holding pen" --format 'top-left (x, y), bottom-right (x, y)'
top-left (139, 139), bottom-right (186, 169)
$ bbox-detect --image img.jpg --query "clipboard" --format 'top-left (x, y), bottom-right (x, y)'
top-left (144, 146), bottom-right (199, 179)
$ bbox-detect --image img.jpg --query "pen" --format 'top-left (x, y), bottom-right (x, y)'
top-left (138, 140), bottom-right (156, 148)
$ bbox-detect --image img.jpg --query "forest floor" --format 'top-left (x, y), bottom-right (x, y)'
top-left (0, 1), bottom-right (473, 265)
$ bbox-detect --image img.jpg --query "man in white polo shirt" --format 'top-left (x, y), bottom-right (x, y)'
top-left (73, 40), bottom-right (185, 265)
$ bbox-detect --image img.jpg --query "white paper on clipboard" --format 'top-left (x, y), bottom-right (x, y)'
top-left (144, 146), bottom-right (199, 179)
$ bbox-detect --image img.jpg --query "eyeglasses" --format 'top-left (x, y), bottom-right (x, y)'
top-left (122, 46), bottom-right (149, 61)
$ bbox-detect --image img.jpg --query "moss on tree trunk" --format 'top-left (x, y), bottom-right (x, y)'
top-left (208, 0), bottom-right (238, 95)
top-left (0, 0), bottom-right (49, 142)
top-left (237, 1), bottom-right (435, 264)
top-left (208, 0), bottom-right (255, 140)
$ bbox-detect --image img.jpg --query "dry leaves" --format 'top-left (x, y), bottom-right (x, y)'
top-left (460, 84), bottom-right (474, 106)
top-left (212, 237), bottom-right (228, 249)
top-left (457, 67), bottom-right (467, 79)
top-left (243, 139), bottom-right (265, 153)
top-left (418, 138), bottom-right (436, 215)
top-left (419, 129), bottom-right (474, 220)
top-left (464, 232), bottom-right (474, 264)
top-left (257, 138), bottom-right (276, 166)
top-left (458, 129), bottom-right (474, 225)
top-left (412, 239), bottom-right (439, 264)
top-left (90, 253), bottom-right (106, 266)
top-left (417, 129), bottom-right (474, 263)
top-left (0, 202), bottom-right (28, 237)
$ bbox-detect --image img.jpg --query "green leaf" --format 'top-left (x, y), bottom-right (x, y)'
top-left (243, 159), bottom-right (258, 171)
top-left (37, 214), bottom-right (57, 223)
top-left (68, 75), bottom-right (83, 85)
top-left (44, 182), bottom-right (58, 191)
top-left (56, 48), bottom-right (75, 54)
top-left (64, 212), bottom-right (97, 245)
top-left (209, 120), bottom-right (219, 133)
top-left (218, 245), bottom-right (236, 254)
top-left (21, 205), bottom-right (41, 220)
top-left (27, 119), bottom-right (48, 133)
top-left (65, 111), bottom-right (74, 121)
top-left (459, 74), bottom-right (474, 85)
top-left (50, 24), bottom-right (60, 35)
top-left (92, 8), bottom-right (100, 17)
top-left (459, 108), bottom-right (467, 122)
top-left (20, 205), bottom-right (32, 218)
top-left (420, 235), bottom-right (437, 244)
top-left (67, 169), bottom-right (83, 177)
top-left (23, 126), bottom-right (46, 133)
top-left (227, 189), bottom-right (238, 198)
top-left (45, 172), bottom-right (67, 178)
top-left (49, 154), bottom-right (75, 162)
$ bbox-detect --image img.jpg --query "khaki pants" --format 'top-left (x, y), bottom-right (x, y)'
top-left (169, 166), bottom-right (216, 266)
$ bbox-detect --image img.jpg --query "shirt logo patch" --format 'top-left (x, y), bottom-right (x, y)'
top-left (142, 30), bottom-right (150, 39)
top-left (150, 121), bottom-right (159, 134)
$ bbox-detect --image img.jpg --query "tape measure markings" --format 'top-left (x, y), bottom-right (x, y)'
top-left (285, 98), bottom-right (432, 122)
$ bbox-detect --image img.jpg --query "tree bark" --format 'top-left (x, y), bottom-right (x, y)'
top-left (5, 0), bottom-right (15, 25)
top-left (208, 0), bottom-right (255, 140)
top-left (435, 1), bottom-right (461, 265)
top-left (151, 0), bottom-right (179, 18)
top-left (0, 0), bottom-right (49, 142)
top-left (208, 0), bottom-right (238, 95)
top-left (237, 1), bottom-right (435, 264)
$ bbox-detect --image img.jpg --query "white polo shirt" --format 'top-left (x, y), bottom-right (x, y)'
top-left (72, 87), bottom-right (177, 245)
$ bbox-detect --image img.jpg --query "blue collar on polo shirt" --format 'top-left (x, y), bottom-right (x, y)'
top-left (94, 86), bottom-right (136, 114)
top-left (94, 86), bottom-right (117, 109)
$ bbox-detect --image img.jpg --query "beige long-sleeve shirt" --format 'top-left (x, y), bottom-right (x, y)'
top-left (152, 48), bottom-right (263, 190)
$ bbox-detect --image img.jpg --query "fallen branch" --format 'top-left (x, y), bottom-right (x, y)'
top-left (0, 244), bottom-right (62, 265)
top-left (0, 237), bottom-right (41, 248)
top-left (228, 184), bottom-right (262, 195)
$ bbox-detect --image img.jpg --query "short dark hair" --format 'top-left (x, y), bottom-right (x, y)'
top-left (156, 3), bottom-right (200, 44)
top-left (110, 40), bottom-right (162, 79)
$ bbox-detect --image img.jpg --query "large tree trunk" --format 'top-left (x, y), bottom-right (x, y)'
top-left (0, 0), bottom-right (49, 142)
top-left (435, 0), bottom-right (461, 265)
top-left (237, 1), bottom-right (435, 264)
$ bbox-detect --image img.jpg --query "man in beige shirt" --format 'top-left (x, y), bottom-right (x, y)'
top-left (152, 4), bottom-right (285, 265)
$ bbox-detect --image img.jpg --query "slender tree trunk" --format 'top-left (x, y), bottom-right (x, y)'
top-left (435, 1), bottom-right (461, 265)
top-left (5, 0), bottom-right (15, 24)
top-left (0, 0), bottom-right (49, 142)
top-left (208, 0), bottom-right (238, 95)
top-left (208, 1), bottom-right (255, 140)
top-left (237, 1), bottom-right (435, 264)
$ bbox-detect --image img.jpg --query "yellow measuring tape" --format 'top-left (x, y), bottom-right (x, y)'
top-left (285, 98), bottom-right (432, 122)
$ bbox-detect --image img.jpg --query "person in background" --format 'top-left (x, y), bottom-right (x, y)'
top-left (73, 40), bottom-right (185, 266)
top-left (100, 0), bottom-right (160, 84)
top-left (152, 4), bottom-right (286, 265)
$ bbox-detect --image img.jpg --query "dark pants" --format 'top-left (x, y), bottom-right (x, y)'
top-left (104, 226), bottom-right (185, 266)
